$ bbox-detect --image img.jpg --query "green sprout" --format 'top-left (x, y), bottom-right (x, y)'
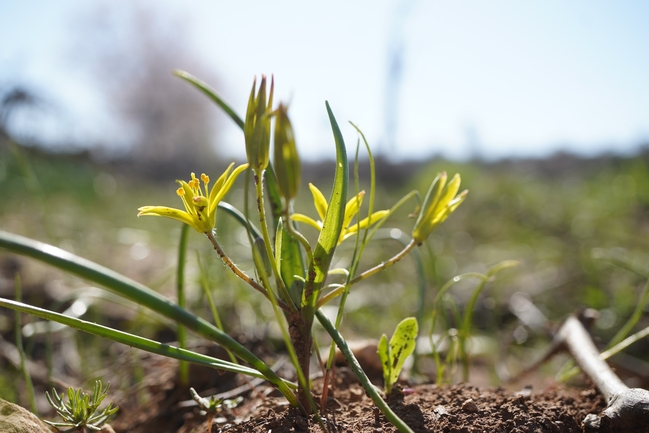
top-left (378, 317), bottom-right (419, 395)
top-left (190, 387), bottom-right (243, 433)
top-left (44, 380), bottom-right (118, 433)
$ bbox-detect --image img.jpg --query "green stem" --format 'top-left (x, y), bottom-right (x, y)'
top-left (316, 310), bottom-right (414, 433)
top-left (244, 228), bottom-right (314, 416)
top-left (254, 170), bottom-right (296, 310)
top-left (176, 224), bottom-right (189, 385)
top-left (204, 231), bottom-right (290, 313)
top-left (350, 239), bottom-right (417, 285)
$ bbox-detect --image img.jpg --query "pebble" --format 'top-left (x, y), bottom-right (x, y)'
top-left (461, 398), bottom-right (479, 413)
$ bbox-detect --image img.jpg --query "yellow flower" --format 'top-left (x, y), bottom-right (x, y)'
top-left (412, 172), bottom-right (467, 244)
top-left (137, 163), bottom-right (249, 233)
top-left (291, 183), bottom-right (389, 245)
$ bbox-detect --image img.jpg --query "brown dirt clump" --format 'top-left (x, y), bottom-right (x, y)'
top-left (216, 381), bottom-right (606, 433)
top-left (110, 359), bottom-right (611, 433)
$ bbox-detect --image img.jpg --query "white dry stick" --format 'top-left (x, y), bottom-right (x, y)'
top-left (557, 315), bottom-right (649, 430)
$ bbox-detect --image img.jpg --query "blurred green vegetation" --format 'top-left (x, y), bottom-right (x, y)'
top-left (1, 142), bottom-right (649, 398)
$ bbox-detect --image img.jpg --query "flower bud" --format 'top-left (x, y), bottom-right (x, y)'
top-left (412, 172), bottom-right (467, 244)
top-left (273, 104), bottom-right (301, 202)
top-left (244, 75), bottom-right (274, 173)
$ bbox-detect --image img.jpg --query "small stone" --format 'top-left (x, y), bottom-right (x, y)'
top-left (434, 405), bottom-right (450, 416)
top-left (0, 398), bottom-right (52, 433)
top-left (461, 398), bottom-right (479, 413)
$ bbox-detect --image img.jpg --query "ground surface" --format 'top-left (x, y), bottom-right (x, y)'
top-left (110, 362), bottom-right (611, 433)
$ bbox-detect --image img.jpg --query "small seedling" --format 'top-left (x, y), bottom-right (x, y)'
top-left (190, 387), bottom-right (243, 433)
top-left (44, 379), bottom-right (118, 433)
top-left (378, 317), bottom-right (418, 395)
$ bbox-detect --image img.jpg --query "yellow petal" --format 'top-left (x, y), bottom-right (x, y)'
top-left (342, 191), bottom-right (365, 230)
top-left (209, 163), bottom-right (249, 214)
top-left (291, 213), bottom-right (323, 231)
top-left (209, 162), bottom-right (235, 204)
top-left (308, 183), bottom-right (328, 222)
top-left (137, 206), bottom-right (202, 232)
top-left (355, 209), bottom-right (389, 231)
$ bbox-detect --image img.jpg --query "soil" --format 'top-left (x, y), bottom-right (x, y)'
top-left (109, 358), bottom-right (615, 433)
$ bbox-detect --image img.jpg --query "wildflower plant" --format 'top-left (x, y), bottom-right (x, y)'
top-left (0, 71), bottom-right (468, 432)
top-left (44, 380), bottom-right (118, 433)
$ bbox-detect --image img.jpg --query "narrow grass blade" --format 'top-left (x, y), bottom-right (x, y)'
top-left (0, 230), bottom-right (298, 406)
top-left (0, 297), bottom-right (296, 387)
top-left (14, 275), bottom-right (37, 414)
top-left (174, 70), bottom-right (244, 129)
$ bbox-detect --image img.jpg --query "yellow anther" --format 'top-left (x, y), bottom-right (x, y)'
top-left (201, 173), bottom-right (209, 184)
top-left (176, 187), bottom-right (185, 196)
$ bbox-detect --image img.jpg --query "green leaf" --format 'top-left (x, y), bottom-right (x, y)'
top-left (0, 297), bottom-right (297, 386)
top-left (302, 102), bottom-right (348, 313)
top-left (0, 230), bottom-right (299, 406)
top-left (387, 317), bottom-right (418, 391)
top-left (174, 70), bottom-right (244, 129)
top-left (377, 334), bottom-right (390, 392)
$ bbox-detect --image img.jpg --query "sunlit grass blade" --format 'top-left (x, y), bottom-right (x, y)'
top-left (174, 70), bottom-right (244, 129)
top-left (0, 297), bottom-right (296, 387)
top-left (0, 230), bottom-right (298, 406)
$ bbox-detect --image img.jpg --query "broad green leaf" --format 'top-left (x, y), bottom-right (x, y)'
top-left (0, 230), bottom-right (298, 406)
top-left (377, 334), bottom-right (390, 392)
top-left (302, 102), bottom-right (348, 313)
top-left (387, 317), bottom-right (418, 390)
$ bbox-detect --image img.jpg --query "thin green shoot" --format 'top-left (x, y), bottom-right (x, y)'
top-left (458, 260), bottom-right (518, 381)
top-left (14, 274), bottom-right (37, 415)
top-left (176, 223), bottom-right (190, 385)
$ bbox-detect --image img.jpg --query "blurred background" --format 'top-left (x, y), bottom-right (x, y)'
top-left (2, 0), bottom-right (649, 163)
top-left (1, 0), bottom-right (649, 415)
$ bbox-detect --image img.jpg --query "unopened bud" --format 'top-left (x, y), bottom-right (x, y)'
top-left (412, 172), bottom-right (467, 244)
top-left (244, 75), bottom-right (274, 173)
top-left (273, 104), bottom-right (301, 202)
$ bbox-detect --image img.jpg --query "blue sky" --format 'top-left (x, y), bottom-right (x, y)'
top-left (2, 0), bottom-right (649, 161)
